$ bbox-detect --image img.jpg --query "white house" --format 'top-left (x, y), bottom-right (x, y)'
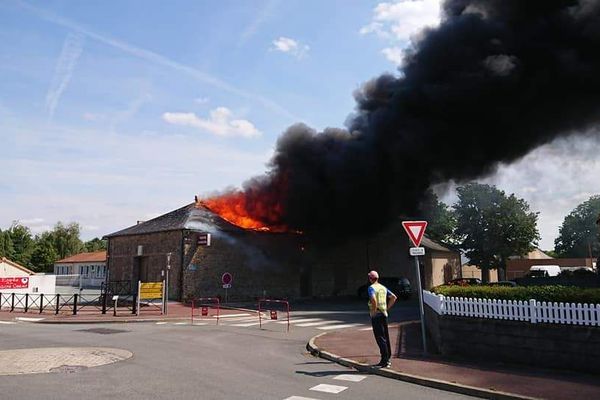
top-left (0, 257), bottom-right (35, 277)
top-left (54, 250), bottom-right (107, 288)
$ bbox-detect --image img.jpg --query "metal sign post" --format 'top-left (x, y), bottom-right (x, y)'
top-left (402, 220), bottom-right (428, 355)
top-left (222, 273), bottom-right (232, 304)
top-left (165, 252), bottom-right (171, 315)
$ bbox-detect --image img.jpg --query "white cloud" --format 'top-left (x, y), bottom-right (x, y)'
top-left (361, 0), bottom-right (442, 65)
top-left (194, 97), bottom-right (210, 105)
top-left (271, 36), bottom-right (310, 59)
top-left (381, 47), bottom-right (404, 65)
top-left (163, 107), bottom-right (261, 138)
top-left (45, 32), bottom-right (85, 120)
top-left (82, 112), bottom-right (103, 121)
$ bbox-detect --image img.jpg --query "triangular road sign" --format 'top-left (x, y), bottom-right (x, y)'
top-left (402, 221), bottom-right (428, 247)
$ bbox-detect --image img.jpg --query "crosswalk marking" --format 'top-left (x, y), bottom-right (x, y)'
top-left (276, 318), bottom-right (320, 324)
top-left (155, 322), bottom-right (168, 325)
top-left (219, 316), bottom-right (259, 322)
top-left (15, 317), bottom-right (44, 322)
top-left (230, 321), bottom-right (270, 327)
top-left (317, 323), bottom-right (363, 330)
top-left (333, 374), bottom-right (367, 382)
top-left (296, 320), bottom-right (342, 327)
top-left (358, 326), bottom-right (373, 331)
top-left (283, 397), bottom-right (321, 400)
top-left (309, 384), bottom-right (347, 394)
top-left (0, 321), bottom-right (16, 325)
top-left (192, 322), bottom-right (208, 326)
top-left (174, 322), bottom-right (188, 325)
top-left (213, 313), bottom-right (250, 318)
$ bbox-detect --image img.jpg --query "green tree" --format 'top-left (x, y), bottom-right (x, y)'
top-left (0, 229), bottom-right (15, 259)
top-left (7, 222), bottom-right (35, 267)
top-left (419, 190), bottom-right (456, 246)
top-left (453, 183), bottom-right (540, 282)
top-left (84, 237), bottom-right (107, 252)
top-left (554, 195), bottom-right (600, 258)
top-left (50, 222), bottom-right (84, 259)
top-left (30, 232), bottom-right (58, 273)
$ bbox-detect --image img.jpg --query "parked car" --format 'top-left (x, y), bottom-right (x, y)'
top-left (488, 280), bottom-right (517, 287)
top-left (446, 278), bottom-right (482, 286)
top-left (357, 277), bottom-right (411, 300)
top-left (527, 265), bottom-right (561, 277)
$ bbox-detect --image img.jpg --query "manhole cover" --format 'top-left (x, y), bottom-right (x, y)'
top-left (0, 347), bottom-right (133, 376)
top-left (77, 328), bottom-right (129, 334)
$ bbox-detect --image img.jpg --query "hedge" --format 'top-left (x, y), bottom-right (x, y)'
top-left (430, 285), bottom-right (600, 304)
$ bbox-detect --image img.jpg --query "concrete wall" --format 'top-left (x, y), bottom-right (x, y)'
top-left (425, 305), bottom-right (600, 373)
top-left (0, 261), bottom-right (32, 277)
top-left (0, 275), bottom-right (56, 294)
top-left (461, 264), bottom-right (498, 282)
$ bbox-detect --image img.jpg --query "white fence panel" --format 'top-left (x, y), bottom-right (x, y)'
top-left (425, 292), bottom-right (600, 327)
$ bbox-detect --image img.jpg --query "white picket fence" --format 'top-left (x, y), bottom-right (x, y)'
top-left (423, 290), bottom-right (600, 326)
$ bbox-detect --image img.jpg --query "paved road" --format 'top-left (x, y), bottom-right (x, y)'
top-left (0, 302), bottom-right (475, 400)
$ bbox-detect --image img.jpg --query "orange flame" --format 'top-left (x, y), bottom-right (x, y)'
top-left (200, 191), bottom-right (289, 233)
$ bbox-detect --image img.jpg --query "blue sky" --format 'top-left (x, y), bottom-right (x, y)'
top-left (1, 0), bottom-right (598, 250)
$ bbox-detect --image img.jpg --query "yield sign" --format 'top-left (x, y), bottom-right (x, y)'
top-left (402, 221), bottom-right (428, 247)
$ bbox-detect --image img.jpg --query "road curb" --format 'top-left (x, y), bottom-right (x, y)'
top-left (306, 333), bottom-right (541, 400)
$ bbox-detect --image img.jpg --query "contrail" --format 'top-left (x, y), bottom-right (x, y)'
top-left (17, 0), bottom-right (300, 122)
top-left (45, 32), bottom-right (85, 120)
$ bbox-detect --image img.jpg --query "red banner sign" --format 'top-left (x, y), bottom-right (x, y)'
top-left (0, 277), bottom-right (30, 289)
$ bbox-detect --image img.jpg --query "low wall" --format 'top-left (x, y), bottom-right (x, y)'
top-left (0, 275), bottom-right (56, 294)
top-left (425, 304), bottom-right (600, 374)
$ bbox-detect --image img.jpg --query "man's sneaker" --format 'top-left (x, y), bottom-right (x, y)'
top-left (384, 361), bottom-right (392, 368)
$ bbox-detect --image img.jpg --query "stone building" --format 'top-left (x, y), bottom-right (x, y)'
top-left (104, 200), bottom-right (461, 301)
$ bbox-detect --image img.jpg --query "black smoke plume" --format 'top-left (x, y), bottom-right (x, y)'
top-left (219, 0), bottom-right (600, 238)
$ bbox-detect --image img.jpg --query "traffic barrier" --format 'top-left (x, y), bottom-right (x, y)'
top-left (258, 299), bottom-right (290, 332)
top-left (191, 297), bottom-right (220, 325)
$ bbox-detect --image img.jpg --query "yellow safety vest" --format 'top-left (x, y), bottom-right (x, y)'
top-left (368, 282), bottom-right (388, 317)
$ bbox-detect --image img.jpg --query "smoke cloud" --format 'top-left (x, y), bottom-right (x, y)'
top-left (219, 0), bottom-right (600, 239)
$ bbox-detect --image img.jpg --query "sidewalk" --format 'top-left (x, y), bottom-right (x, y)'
top-left (308, 321), bottom-right (600, 400)
top-left (0, 302), bottom-right (254, 324)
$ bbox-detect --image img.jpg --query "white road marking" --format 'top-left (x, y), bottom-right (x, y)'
top-left (219, 316), bottom-right (258, 322)
top-left (213, 313), bottom-right (250, 318)
top-left (0, 321), bottom-right (16, 325)
top-left (296, 320), bottom-right (341, 327)
top-left (277, 318), bottom-right (321, 324)
top-left (309, 384), bottom-right (348, 394)
top-left (192, 322), bottom-right (208, 326)
top-left (15, 317), bottom-right (44, 322)
top-left (174, 322), bottom-right (188, 325)
top-left (283, 396), bottom-right (321, 400)
top-left (333, 374), bottom-right (367, 382)
top-left (317, 323), bottom-right (363, 330)
top-left (359, 326), bottom-right (373, 331)
top-left (230, 321), bottom-right (270, 327)
top-left (155, 322), bottom-right (168, 325)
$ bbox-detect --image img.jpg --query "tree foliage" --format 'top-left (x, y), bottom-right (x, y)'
top-left (84, 238), bottom-right (107, 252)
top-left (7, 223), bottom-right (35, 267)
top-left (1, 221), bottom-right (95, 271)
top-left (30, 232), bottom-right (58, 273)
top-left (554, 195), bottom-right (600, 258)
top-left (453, 183), bottom-right (540, 282)
top-left (419, 190), bottom-right (456, 246)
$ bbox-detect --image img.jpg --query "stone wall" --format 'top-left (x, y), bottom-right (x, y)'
top-left (425, 305), bottom-right (600, 373)
top-left (107, 231), bottom-right (184, 300)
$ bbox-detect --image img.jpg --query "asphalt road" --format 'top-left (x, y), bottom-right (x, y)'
top-left (0, 301), bottom-right (475, 400)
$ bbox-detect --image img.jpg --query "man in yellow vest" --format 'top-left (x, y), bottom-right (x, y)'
top-left (367, 270), bottom-right (397, 368)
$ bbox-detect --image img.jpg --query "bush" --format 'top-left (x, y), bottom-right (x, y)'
top-left (430, 285), bottom-right (600, 304)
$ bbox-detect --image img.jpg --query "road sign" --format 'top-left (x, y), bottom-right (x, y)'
top-left (270, 310), bottom-right (278, 320)
top-left (201, 306), bottom-right (208, 316)
top-left (139, 282), bottom-right (163, 300)
top-left (222, 283), bottom-right (232, 289)
top-left (222, 272), bottom-right (233, 285)
top-left (197, 233), bottom-right (211, 246)
top-left (409, 247), bottom-right (425, 256)
top-left (402, 221), bottom-right (428, 247)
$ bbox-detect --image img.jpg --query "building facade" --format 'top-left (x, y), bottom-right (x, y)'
top-left (105, 201), bottom-right (462, 301)
top-left (54, 251), bottom-right (107, 288)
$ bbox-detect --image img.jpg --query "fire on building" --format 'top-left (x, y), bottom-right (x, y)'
top-left (104, 198), bottom-right (460, 301)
